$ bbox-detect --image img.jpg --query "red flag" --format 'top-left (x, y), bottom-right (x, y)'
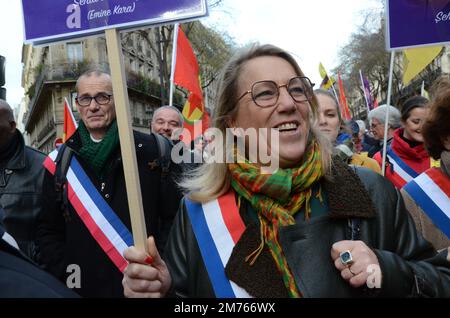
top-left (179, 93), bottom-right (209, 144)
top-left (337, 72), bottom-right (352, 121)
top-left (173, 25), bottom-right (208, 144)
top-left (174, 26), bottom-right (202, 97)
top-left (63, 97), bottom-right (78, 142)
top-left (373, 99), bottom-right (379, 109)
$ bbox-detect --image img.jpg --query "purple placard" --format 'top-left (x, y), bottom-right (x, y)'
top-left (22, 0), bottom-right (207, 45)
top-left (387, 0), bottom-right (450, 50)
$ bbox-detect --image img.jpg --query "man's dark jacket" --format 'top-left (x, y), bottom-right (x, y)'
top-left (165, 160), bottom-right (450, 297)
top-left (0, 210), bottom-right (78, 298)
top-left (37, 130), bottom-right (182, 298)
top-left (0, 130), bottom-right (46, 260)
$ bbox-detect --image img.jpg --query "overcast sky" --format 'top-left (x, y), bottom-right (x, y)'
top-left (0, 0), bottom-right (383, 110)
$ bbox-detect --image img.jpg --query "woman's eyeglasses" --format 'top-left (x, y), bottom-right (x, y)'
top-left (237, 76), bottom-right (315, 108)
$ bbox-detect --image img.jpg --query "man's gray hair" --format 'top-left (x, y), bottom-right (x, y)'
top-left (368, 104), bottom-right (401, 129)
top-left (151, 105), bottom-right (184, 126)
top-left (75, 69), bottom-right (111, 92)
top-left (0, 99), bottom-right (15, 122)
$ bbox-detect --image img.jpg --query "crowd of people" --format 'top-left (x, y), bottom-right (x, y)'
top-left (1, 43), bottom-right (450, 298)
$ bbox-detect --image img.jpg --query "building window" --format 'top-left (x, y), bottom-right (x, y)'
top-left (71, 92), bottom-right (78, 112)
top-left (67, 42), bottom-right (83, 62)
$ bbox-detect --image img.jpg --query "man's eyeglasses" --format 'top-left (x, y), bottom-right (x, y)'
top-left (76, 93), bottom-right (113, 107)
top-left (237, 76), bottom-right (315, 108)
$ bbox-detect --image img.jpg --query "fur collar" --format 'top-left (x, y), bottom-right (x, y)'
top-left (324, 158), bottom-right (377, 219)
top-left (225, 157), bottom-right (377, 297)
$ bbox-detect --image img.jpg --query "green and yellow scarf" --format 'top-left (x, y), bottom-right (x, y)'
top-left (228, 141), bottom-right (324, 297)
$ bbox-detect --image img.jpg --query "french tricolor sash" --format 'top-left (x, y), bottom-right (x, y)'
top-left (386, 148), bottom-right (420, 188)
top-left (43, 148), bottom-right (133, 272)
top-left (403, 168), bottom-right (450, 239)
top-left (185, 191), bottom-right (252, 298)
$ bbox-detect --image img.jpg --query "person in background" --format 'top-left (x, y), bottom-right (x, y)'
top-left (150, 105), bottom-right (183, 140)
top-left (354, 119), bottom-right (373, 154)
top-left (401, 86), bottom-right (450, 251)
top-left (191, 135), bottom-right (206, 163)
top-left (367, 105), bottom-right (401, 158)
top-left (315, 89), bottom-right (380, 174)
top-left (373, 96), bottom-right (431, 189)
top-left (351, 120), bottom-right (364, 154)
top-left (429, 76), bottom-right (450, 101)
top-left (37, 70), bottom-right (181, 297)
top-left (0, 99), bottom-right (46, 261)
top-left (121, 44), bottom-right (450, 298)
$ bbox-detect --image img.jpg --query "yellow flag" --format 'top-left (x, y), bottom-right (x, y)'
top-left (403, 46), bottom-right (443, 85)
top-left (319, 62), bottom-right (328, 79)
top-left (319, 62), bottom-right (335, 89)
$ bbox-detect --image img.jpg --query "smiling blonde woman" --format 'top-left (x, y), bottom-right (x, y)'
top-left (122, 44), bottom-right (450, 298)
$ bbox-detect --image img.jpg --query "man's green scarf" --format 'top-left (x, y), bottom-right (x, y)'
top-left (78, 120), bottom-right (119, 177)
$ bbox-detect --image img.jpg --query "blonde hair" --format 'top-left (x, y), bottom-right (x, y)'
top-left (180, 44), bottom-right (332, 203)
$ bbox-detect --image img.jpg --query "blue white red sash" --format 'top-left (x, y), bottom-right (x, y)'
top-left (403, 168), bottom-right (450, 239)
top-left (386, 148), bottom-right (419, 188)
top-left (185, 191), bottom-right (252, 298)
top-left (43, 148), bottom-right (133, 272)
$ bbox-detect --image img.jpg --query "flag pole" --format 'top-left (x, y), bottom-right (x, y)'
top-left (204, 85), bottom-right (208, 110)
top-left (319, 63), bottom-right (339, 104)
top-left (65, 97), bottom-right (78, 129)
top-left (169, 23), bottom-right (179, 107)
top-left (421, 81), bottom-right (425, 97)
top-left (330, 81), bottom-right (342, 118)
top-left (359, 69), bottom-right (370, 113)
top-left (381, 51), bottom-right (396, 176)
top-left (330, 82), bottom-right (339, 104)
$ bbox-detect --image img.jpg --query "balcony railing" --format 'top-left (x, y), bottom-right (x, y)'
top-left (25, 61), bottom-right (164, 130)
top-left (397, 67), bottom-right (442, 100)
top-left (133, 117), bottom-right (141, 125)
top-left (42, 62), bottom-right (110, 82)
top-left (37, 117), bottom-right (55, 141)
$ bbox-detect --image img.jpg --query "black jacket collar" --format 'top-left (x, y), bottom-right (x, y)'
top-left (3, 130), bottom-right (26, 170)
top-left (65, 127), bottom-right (147, 158)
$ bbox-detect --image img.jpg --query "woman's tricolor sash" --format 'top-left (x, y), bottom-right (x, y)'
top-left (185, 191), bottom-right (252, 298)
top-left (403, 168), bottom-right (450, 239)
top-left (43, 148), bottom-right (133, 272)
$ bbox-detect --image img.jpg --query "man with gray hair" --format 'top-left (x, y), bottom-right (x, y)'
top-left (367, 104), bottom-right (401, 157)
top-left (150, 105), bottom-right (183, 140)
top-left (0, 99), bottom-right (46, 261)
top-left (37, 70), bottom-right (182, 297)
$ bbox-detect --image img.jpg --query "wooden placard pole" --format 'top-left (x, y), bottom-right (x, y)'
top-left (381, 51), bottom-right (396, 177)
top-left (105, 28), bottom-right (148, 252)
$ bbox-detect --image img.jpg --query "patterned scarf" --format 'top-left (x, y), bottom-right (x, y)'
top-left (78, 120), bottom-right (120, 177)
top-left (228, 142), bottom-right (324, 297)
